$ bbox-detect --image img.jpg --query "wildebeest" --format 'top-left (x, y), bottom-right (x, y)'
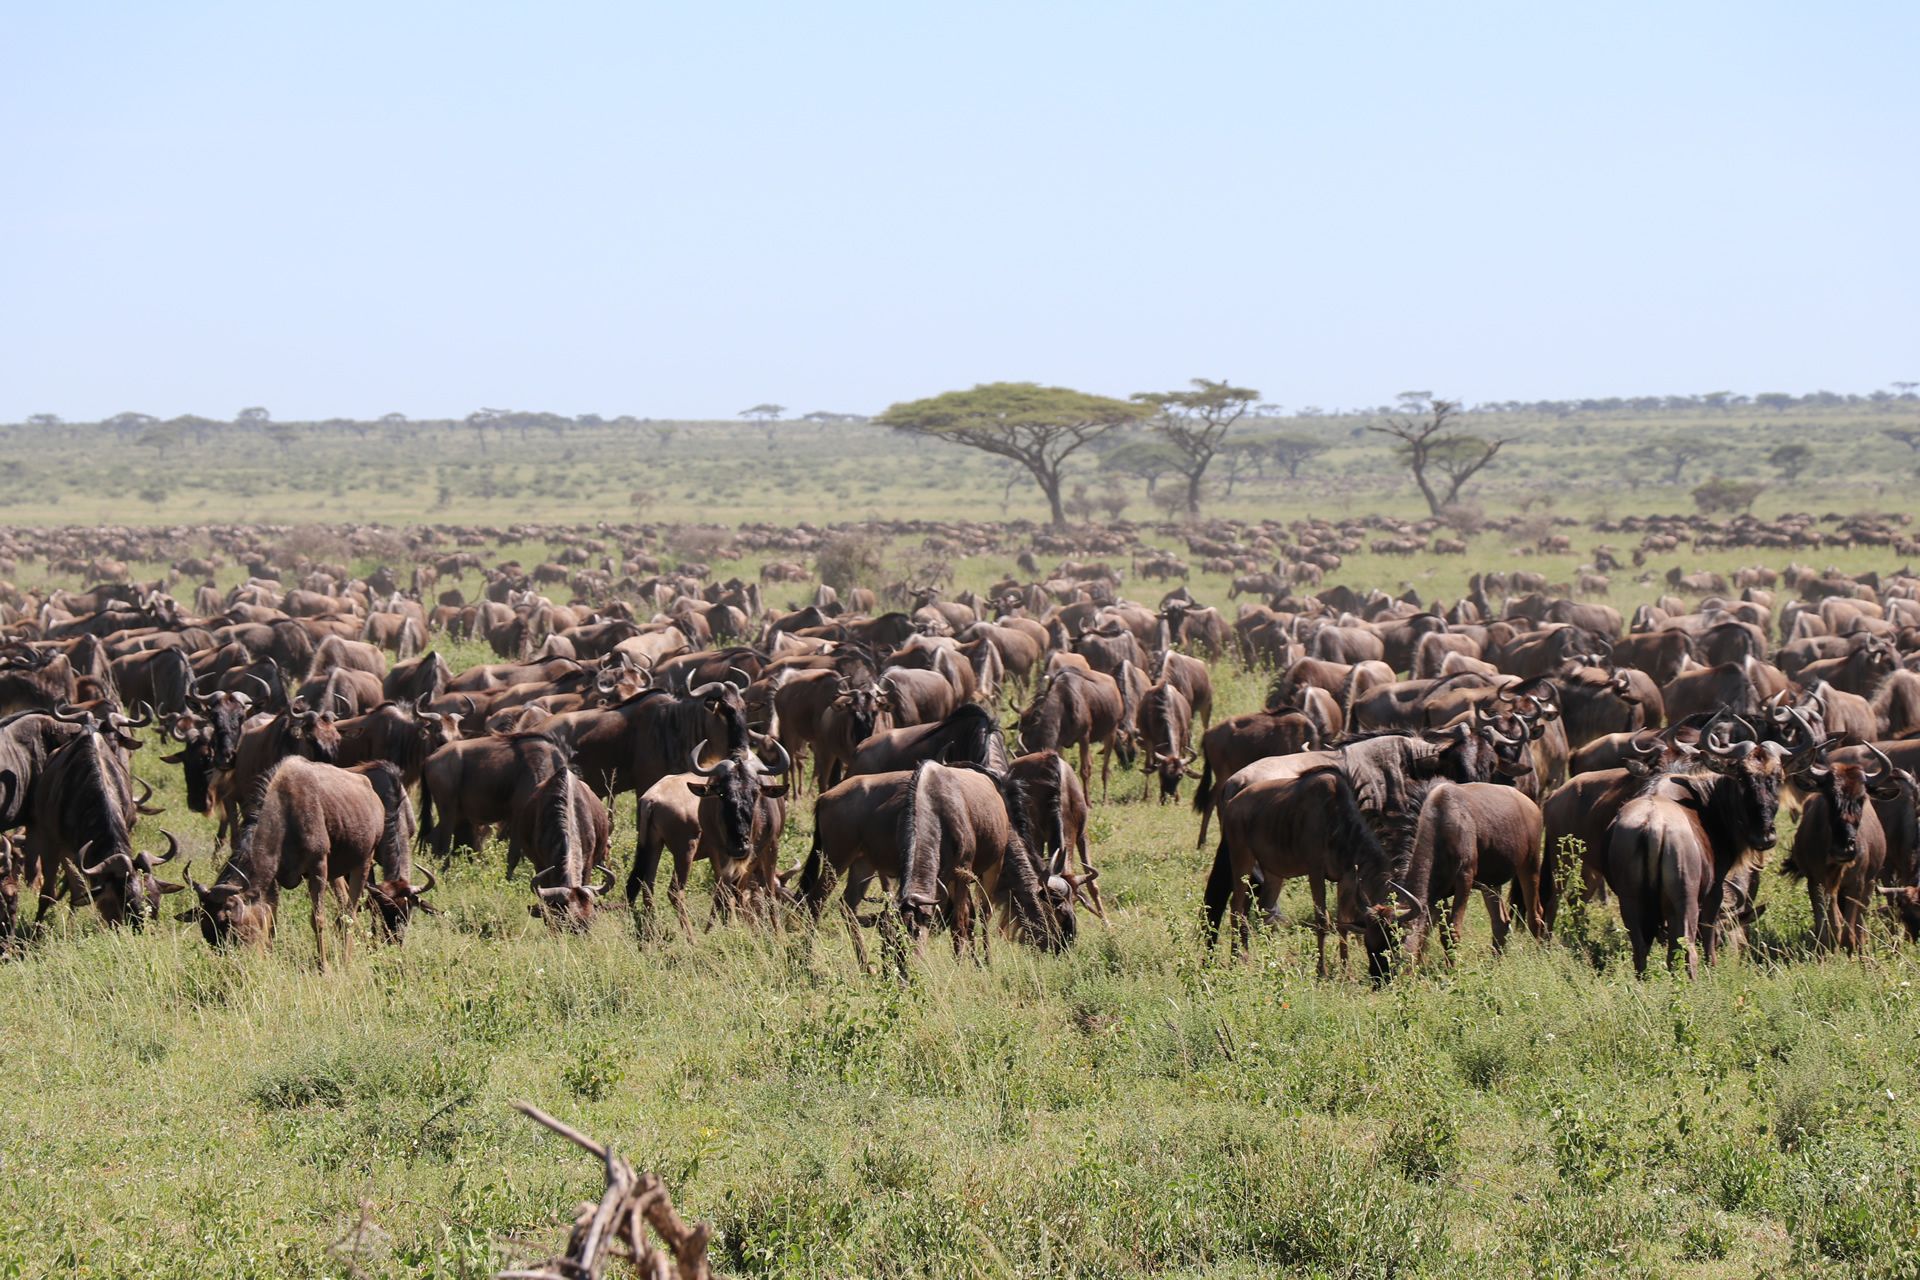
top-left (516, 767), bottom-right (614, 930)
top-left (184, 758), bottom-right (415, 968)
top-left (1016, 667), bottom-right (1134, 798)
top-left (1135, 679), bottom-right (1197, 802)
top-left (1782, 744), bottom-right (1898, 952)
top-left (1604, 739), bottom-right (1786, 976)
top-left (684, 737), bottom-right (792, 919)
top-left (1190, 706), bottom-right (1321, 847)
top-left (1394, 782), bottom-right (1546, 963)
top-left (1206, 764), bottom-right (1393, 975)
top-left (846, 703), bottom-right (1005, 778)
top-left (21, 724), bottom-right (179, 927)
top-left (418, 730), bottom-right (568, 861)
top-left (894, 761), bottom-right (1079, 955)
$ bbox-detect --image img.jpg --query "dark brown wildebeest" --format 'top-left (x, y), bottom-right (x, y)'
top-left (894, 760), bottom-right (1079, 956)
top-left (1661, 660), bottom-right (1765, 724)
top-left (1190, 707), bottom-right (1321, 847)
top-left (846, 703), bottom-right (1006, 778)
top-left (333, 698), bottom-right (462, 788)
top-left (385, 656), bottom-right (453, 706)
top-left (1611, 629), bottom-right (1693, 688)
top-left (1073, 622), bottom-right (1148, 679)
top-left (1604, 739), bottom-right (1786, 977)
top-left (1797, 635), bottom-right (1898, 699)
top-left (418, 730), bottom-right (568, 861)
top-left (1016, 667), bottom-right (1134, 799)
top-left (515, 767), bottom-right (614, 930)
top-left (1782, 744), bottom-right (1899, 953)
top-left (1393, 782), bottom-right (1545, 962)
top-left (184, 758), bottom-right (414, 968)
top-left (1007, 748), bottom-right (1101, 918)
top-left (0, 649), bottom-right (78, 716)
top-left (1872, 669), bottom-right (1920, 739)
top-left (1205, 764), bottom-right (1393, 975)
top-left (812, 684), bottom-right (888, 792)
top-left (296, 665), bottom-right (385, 717)
top-left (684, 737), bottom-right (791, 920)
top-left (24, 726), bottom-right (181, 927)
top-left (1135, 679), bottom-right (1197, 802)
top-left (800, 768), bottom-right (916, 964)
top-left (1153, 648), bottom-right (1213, 731)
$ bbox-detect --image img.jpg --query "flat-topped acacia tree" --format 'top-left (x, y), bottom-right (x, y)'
top-left (879, 382), bottom-right (1150, 528)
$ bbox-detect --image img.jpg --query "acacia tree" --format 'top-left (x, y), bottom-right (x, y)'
top-left (879, 382), bottom-right (1149, 528)
top-left (1768, 442), bottom-right (1812, 482)
top-left (1633, 436), bottom-right (1710, 485)
top-left (1100, 439), bottom-right (1183, 495)
top-left (1133, 378), bottom-right (1260, 516)
top-left (1268, 433), bottom-right (1326, 479)
top-left (1366, 398), bottom-right (1508, 514)
top-left (739, 403), bottom-right (785, 424)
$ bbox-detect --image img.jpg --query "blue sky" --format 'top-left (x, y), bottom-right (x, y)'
top-left (1, 2), bottom-right (1912, 421)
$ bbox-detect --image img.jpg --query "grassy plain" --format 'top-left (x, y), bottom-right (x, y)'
top-left (4, 415), bottom-right (1920, 1277)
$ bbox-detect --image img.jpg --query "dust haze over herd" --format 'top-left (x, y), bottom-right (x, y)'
top-left (3, 5), bottom-right (1919, 1279)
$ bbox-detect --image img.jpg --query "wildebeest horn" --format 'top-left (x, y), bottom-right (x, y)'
top-left (413, 693), bottom-right (431, 715)
top-left (237, 672), bottom-right (274, 701)
top-left (414, 862), bottom-right (437, 895)
top-left (588, 863), bottom-right (615, 898)
top-left (121, 702), bottom-right (155, 729)
top-left (133, 778), bottom-right (165, 814)
top-left (757, 736), bottom-right (793, 779)
top-left (1866, 745), bottom-right (1897, 788)
top-left (689, 739), bottom-right (720, 777)
top-left (152, 831), bottom-right (181, 865)
top-left (50, 702), bottom-right (93, 724)
top-left (688, 678), bottom-right (728, 700)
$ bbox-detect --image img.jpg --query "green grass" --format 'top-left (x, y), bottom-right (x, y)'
top-left (5, 649), bottom-right (1920, 1277)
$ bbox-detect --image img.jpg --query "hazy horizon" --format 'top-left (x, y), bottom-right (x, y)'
top-left (3, 2), bottom-right (1913, 422)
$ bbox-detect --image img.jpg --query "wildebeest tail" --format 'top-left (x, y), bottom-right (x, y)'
top-left (1191, 756), bottom-right (1214, 816)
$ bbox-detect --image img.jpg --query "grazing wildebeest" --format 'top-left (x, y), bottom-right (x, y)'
top-left (1016, 667), bottom-right (1134, 799)
top-left (895, 761), bottom-right (1079, 956)
top-left (418, 730), bottom-right (568, 861)
top-left (22, 724), bottom-right (178, 927)
top-left (1394, 782), bottom-right (1546, 962)
top-left (516, 767), bottom-right (614, 930)
top-left (1006, 749), bottom-right (1101, 918)
top-left (184, 758), bottom-right (415, 969)
top-left (800, 768), bottom-right (916, 964)
top-left (1205, 765), bottom-right (1393, 976)
top-left (1604, 739), bottom-right (1786, 977)
top-left (1135, 679), bottom-right (1197, 802)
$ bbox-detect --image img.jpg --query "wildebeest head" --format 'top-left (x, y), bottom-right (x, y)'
top-left (1793, 741), bottom-right (1888, 865)
top-left (531, 862), bottom-right (613, 931)
top-left (1150, 742), bottom-right (1201, 802)
top-left (366, 862), bottom-right (439, 940)
top-left (185, 858), bottom-right (274, 949)
top-left (287, 698), bottom-right (342, 760)
top-left (688, 668), bottom-right (753, 752)
top-left (688, 737), bottom-right (791, 883)
top-left (1695, 727), bottom-right (1788, 852)
top-left (67, 831), bottom-right (185, 929)
top-left (162, 690), bottom-right (254, 812)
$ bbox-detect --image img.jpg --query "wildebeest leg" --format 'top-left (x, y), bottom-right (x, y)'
top-left (1076, 741), bottom-right (1092, 795)
top-left (1481, 885), bottom-right (1512, 952)
top-left (1230, 876), bottom-right (1251, 959)
top-left (1075, 833), bottom-right (1108, 921)
top-left (1617, 891), bottom-right (1654, 975)
top-left (876, 899), bottom-right (910, 980)
top-left (838, 867), bottom-right (875, 971)
top-left (668, 846), bottom-right (697, 940)
top-left (627, 832), bottom-right (664, 919)
top-left (309, 877), bottom-right (331, 973)
top-left (1099, 743), bottom-right (1112, 803)
top-left (1308, 877), bottom-right (1330, 978)
top-left (1808, 879), bottom-right (1836, 952)
top-left (330, 874), bottom-right (358, 967)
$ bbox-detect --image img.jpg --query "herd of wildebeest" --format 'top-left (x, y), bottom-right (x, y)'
top-left (6, 506), bottom-right (1920, 981)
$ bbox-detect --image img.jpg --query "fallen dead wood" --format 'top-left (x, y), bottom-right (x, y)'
top-left (499, 1101), bottom-right (719, 1280)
